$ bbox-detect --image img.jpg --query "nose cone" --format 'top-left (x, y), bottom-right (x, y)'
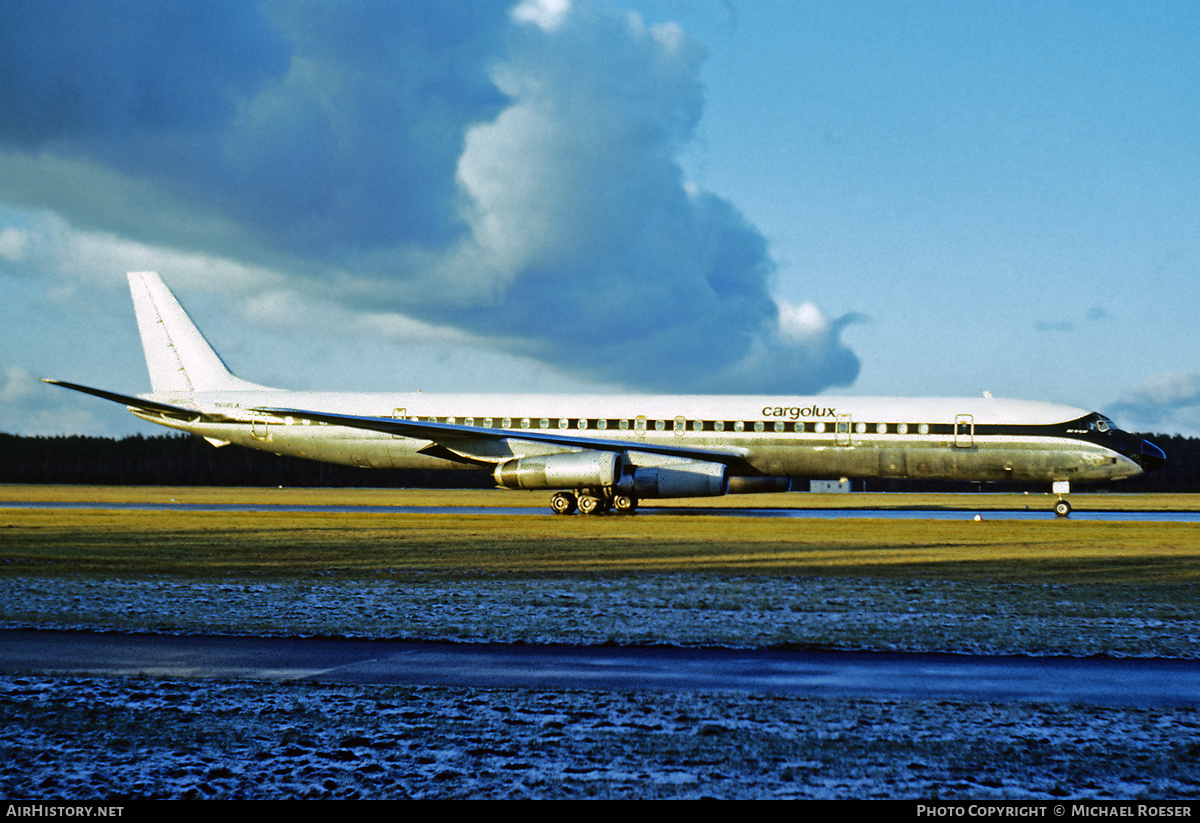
top-left (1136, 439), bottom-right (1166, 473)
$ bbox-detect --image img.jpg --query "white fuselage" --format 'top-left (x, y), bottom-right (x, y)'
top-left (134, 389), bottom-right (1149, 485)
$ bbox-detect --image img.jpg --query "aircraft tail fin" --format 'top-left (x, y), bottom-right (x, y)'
top-left (128, 271), bottom-right (269, 393)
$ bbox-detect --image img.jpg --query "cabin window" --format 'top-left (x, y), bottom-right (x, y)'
top-left (598, 419), bottom-right (608, 430)
top-left (502, 417), bottom-right (512, 428)
top-left (715, 421), bottom-right (725, 432)
top-left (521, 418), bottom-right (531, 429)
top-left (693, 420), bottom-right (704, 432)
top-left (577, 419), bottom-right (588, 430)
top-left (774, 421), bottom-right (784, 433)
top-left (483, 417), bottom-right (493, 428)
top-left (854, 422), bottom-right (866, 434)
top-left (794, 422), bottom-right (805, 433)
top-left (814, 422), bottom-right (826, 433)
top-left (616, 419), bottom-right (626, 430)
top-left (558, 418), bottom-right (568, 429)
top-left (540, 418), bottom-right (549, 429)
top-left (755, 421), bottom-right (765, 432)
top-left (897, 423), bottom-right (908, 434)
top-left (876, 423), bottom-right (887, 434)
top-left (918, 423), bottom-right (929, 435)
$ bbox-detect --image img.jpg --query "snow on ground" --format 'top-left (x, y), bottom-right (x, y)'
top-left (3, 576), bottom-right (1198, 658)
top-left (2, 674), bottom-right (1200, 799)
top-left (3, 575), bottom-right (1200, 799)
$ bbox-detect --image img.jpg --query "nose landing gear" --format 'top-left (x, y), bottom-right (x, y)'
top-left (1052, 481), bottom-right (1071, 517)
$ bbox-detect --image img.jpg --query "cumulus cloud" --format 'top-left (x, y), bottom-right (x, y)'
top-left (0, 0), bottom-right (508, 264)
top-left (0, 226), bottom-right (27, 261)
top-left (416, 1), bottom-right (859, 392)
top-left (1107, 372), bottom-right (1200, 436)
top-left (0, 0), bottom-right (860, 396)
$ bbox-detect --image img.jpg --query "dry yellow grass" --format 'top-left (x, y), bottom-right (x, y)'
top-left (2, 498), bottom-right (1198, 583)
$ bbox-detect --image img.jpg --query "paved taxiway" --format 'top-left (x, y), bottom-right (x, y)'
top-left (3, 630), bottom-right (1199, 707)
top-left (4, 500), bottom-right (1200, 520)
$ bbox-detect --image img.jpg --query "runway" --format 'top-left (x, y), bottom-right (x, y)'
top-left (4, 500), bottom-right (1200, 520)
top-left (3, 629), bottom-right (1199, 707)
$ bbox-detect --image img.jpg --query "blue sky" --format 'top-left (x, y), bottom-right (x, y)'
top-left (1, 0), bottom-right (1197, 437)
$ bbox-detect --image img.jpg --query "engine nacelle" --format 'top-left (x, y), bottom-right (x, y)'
top-left (618, 459), bottom-right (728, 499)
top-left (726, 476), bottom-right (792, 494)
top-left (494, 451), bottom-right (622, 491)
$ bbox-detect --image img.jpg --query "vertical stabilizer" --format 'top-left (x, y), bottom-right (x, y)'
top-left (128, 271), bottom-right (268, 392)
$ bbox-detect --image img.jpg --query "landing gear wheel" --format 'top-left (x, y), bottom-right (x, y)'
top-left (577, 495), bottom-right (601, 516)
top-left (550, 492), bottom-right (577, 515)
top-left (613, 495), bottom-right (638, 514)
top-left (1054, 499), bottom-right (1072, 518)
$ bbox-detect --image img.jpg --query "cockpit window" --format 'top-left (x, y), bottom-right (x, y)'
top-left (1089, 414), bottom-right (1116, 433)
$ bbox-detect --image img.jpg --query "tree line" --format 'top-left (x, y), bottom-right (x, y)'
top-left (0, 432), bottom-right (491, 489)
top-left (0, 431), bottom-right (1195, 492)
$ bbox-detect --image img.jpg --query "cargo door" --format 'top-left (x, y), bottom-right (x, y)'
top-left (954, 414), bottom-right (974, 448)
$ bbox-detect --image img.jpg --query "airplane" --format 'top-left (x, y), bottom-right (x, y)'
top-left (45, 271), bottom-right (1165, 517)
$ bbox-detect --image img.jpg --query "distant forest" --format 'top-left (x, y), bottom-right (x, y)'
top-left (0, 433), bottom-right (491, 490)
top-left (0, 432), bottom-right (1196, 493)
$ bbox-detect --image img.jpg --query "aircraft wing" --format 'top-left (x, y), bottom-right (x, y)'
top-left (254, 406), bottom-right (752, 467)
top-left (42, 379), bottom-right (227, 422)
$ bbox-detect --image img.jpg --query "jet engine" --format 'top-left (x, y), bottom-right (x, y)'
top-left (494, 451), bottom-right (622, 491)
top-left (726, 476), bottom-right (792, 494)
top-left (618, 459), bottom-right (728, 499)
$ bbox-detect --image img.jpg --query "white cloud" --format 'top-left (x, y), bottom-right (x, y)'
top-left (513, 0), bottom-right (572, 32)
top-left (0, 1), bottom-right (863, 400)
top-left (0, 226), bottom-right (27, 261)
top-left (1108, 372), bottom-right (1200, 436)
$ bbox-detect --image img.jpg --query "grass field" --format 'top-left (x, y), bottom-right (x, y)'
top-left (2, 485), bottom-right (1199, 654)
top-left (2, 486), bottom-right (1199, 583)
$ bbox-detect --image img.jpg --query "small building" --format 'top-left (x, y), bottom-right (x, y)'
top-left (809, 479), bottom-right (851, 493)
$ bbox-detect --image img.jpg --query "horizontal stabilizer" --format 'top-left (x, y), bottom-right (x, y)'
top-left (42, 379), bottom-right (219, 421)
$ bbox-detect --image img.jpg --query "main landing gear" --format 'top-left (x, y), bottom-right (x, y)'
top-left (549, 491), bottom-right (638, 515)
top-left (1053, 498), bottom-right (1072, 518)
